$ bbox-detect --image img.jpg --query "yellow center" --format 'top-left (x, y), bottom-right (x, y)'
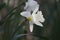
top-left (27, 16), bottom-right (32, 21)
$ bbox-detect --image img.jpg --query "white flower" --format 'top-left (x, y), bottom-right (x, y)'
top-left (24, 0), bottom-right (39, 12)
top-left (20, 7), bottom-right (45, 32)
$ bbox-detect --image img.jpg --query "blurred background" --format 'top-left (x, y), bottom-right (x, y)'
top-left (0, 0), bottom-right (60, 40)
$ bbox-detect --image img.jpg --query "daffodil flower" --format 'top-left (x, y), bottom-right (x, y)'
top-left (24, 0), bottom-right (39, 12)
top-left (20, 7), bottom-right (45, 32)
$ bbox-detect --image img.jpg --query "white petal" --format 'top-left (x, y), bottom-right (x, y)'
top-left (34, 21), bottom-right (43, 27)
top-left (24, 0), bottom-right (39, 11)
top-left (32, 7), bottom-right (39, 22)
top-left (24, 2), bottom-right (28, 10)
top-left (36, 11), bottom-right (45, 22)
top-left (28, 0), bottom-right (34, 2)
top-left (32, 7), bottom-right (39, 15)
top-left (37, 11), bottom-right (42, 15)
top-left (20, 11), bottom-right (31, 18)
top-left (29, 22), bottom-right (33, 32)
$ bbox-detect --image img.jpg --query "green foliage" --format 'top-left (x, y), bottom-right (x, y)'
top-left (0, 0), bottom-right (27, 40)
